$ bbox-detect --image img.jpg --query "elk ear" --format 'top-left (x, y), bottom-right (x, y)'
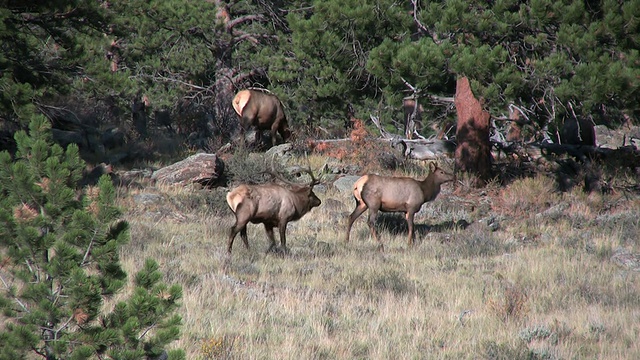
top-left (429, 162), bottom-right (436, 172)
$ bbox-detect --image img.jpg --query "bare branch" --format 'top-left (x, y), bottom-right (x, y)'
top-left (138, 322), bottom-right (157, 340)
top-left (401, 77), bottom-right (419, 93)
top-left (410, 0), bottom-right (443, 44)
top-left (231, 32), bottom-right (259, 45)
top-left (370, 115), bottom-right (395, 139)
top-left (81, 228), bottom-right (99, 266)
top-left (227, 14), bottom-right (266, 31)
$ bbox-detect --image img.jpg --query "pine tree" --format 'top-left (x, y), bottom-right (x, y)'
top-left (0, 1), bottom-right (112, 125)
top-left (0, 116), bottom-right (184, 359)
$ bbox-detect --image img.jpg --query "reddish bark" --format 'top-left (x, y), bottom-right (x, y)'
top-left (454, 77), bottom-right (492, 184)
top-left (506, 107), bottom-right (523, 142)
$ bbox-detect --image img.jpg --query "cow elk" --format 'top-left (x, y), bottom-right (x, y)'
top-left (232, 88), bottom-right (291, 147)
top-left (226, 164), bottom-right (321, 255)
top-left (345, 162), bottom-right (454, 249)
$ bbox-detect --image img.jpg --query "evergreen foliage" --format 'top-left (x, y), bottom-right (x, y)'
top-left (0, 1), bottom-right (112, 125)
top-left (0, 117), bottom-right (184, 359)
top-left (0, 0), bottom-right (638, 149)
top-left (283, 0), bottom-right (638, 134)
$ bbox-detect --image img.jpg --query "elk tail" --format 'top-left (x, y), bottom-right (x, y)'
top-left (352, 175), bottom-right (369, 204)
top-left (226, 191), bottom-right (241, 213)
top-left (232, 90), bottom-right (251, 116)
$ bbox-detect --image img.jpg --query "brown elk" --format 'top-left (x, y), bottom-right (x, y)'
top-left (232, 89), bottom-right (292, 146)
top-left (226, 165), bottom-right (321, 254)
top-left (345, 162), bottom-right (454, 248)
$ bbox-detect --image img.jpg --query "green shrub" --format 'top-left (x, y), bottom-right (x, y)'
top-left (0, 117), bottom-right (184, 359)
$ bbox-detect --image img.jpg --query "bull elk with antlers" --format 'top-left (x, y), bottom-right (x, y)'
top-left (226, 162), bottom-right (321, 254)
top-left (345, 162), bottom-right (454, 249)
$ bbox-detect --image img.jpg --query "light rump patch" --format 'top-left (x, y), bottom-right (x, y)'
top-left (231, 89), bottom-right (291, 146)
top-left (345, 162), bottom-right (454, 249)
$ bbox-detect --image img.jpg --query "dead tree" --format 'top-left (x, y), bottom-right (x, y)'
top-left (454, 77), bottom-right (492, 185)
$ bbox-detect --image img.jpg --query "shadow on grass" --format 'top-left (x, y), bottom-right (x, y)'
top-left (376, 213), bottom-right (470, 238)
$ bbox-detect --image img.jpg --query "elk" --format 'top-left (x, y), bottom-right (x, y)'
top-left (345, 162), bottom-right (454, 248)
top-left (232, 89), bottom-right (291, 147)
top-left (226, 164), bottom-right (321, 254)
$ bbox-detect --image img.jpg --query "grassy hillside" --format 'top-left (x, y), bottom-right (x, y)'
top-left (116, 154), bottom-right (640, 359)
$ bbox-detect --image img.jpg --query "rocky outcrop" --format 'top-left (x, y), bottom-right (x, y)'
top-left (151, 153), bottom-right (225, 187)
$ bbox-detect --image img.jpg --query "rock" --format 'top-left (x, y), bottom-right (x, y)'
top-left (332, 175), bottom-right (362, 194)
top-left (595, 125), bottom-right (640, 149)
top-left (133, 193), bottom-right (164, 205)
top-left (611, 248), bottom-right (640, 272)
top-left (323, 198), bottom-right (347, 211)
top-left (265, 143), bottom-right (293, 158)
top-left (479, 215), bottom-right (501, 232)
top-left (535, 203), bottom-right (569, 221)
top-left (151, 153), bottom-right (225, 187)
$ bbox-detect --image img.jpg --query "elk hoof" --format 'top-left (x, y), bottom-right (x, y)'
top-left (222, 255), bottom-right (232, 273)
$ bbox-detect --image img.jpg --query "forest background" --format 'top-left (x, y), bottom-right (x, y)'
top-left (1, 0), bottom-right (638, 159)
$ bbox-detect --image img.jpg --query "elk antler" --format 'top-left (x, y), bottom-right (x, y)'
top-left (268, 154), bottom-right (320, 188)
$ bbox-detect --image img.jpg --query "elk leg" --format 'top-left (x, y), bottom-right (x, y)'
top-left (278, 123), bottom-right (291, 144)
top-left (240, 227), bottom-right (249, 249)
top-left (270, 123), bottom-right (279, 146)
top-left (345, 202), bottom-right (368, 242)
top-left (367, 207), bottom-right (382, 247)
top-left (241, 116), bottom-right (260, 147)
top-left (227, 228), bottom-right (237, 254)
top-left (227, 221), bottom-right (246, 254)
top-left (406, 211), bottom-right (416, 246)
top-left (228, 207), bottom-right (250, 253)
top-left (278, 221), bottom-right (290, 254)
top-left (264, 224), bottom-right (277, 253)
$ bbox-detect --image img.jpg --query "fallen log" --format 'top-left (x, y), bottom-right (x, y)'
top-left (308, 137), bottom-right (456, 160)
top-left (506, 142), bottom-right (640, 167)
top-left (391, 138), bottom-right (456, 160)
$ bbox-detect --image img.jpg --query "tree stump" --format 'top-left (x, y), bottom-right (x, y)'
top-left (454, 77), bottom-right (492, 185)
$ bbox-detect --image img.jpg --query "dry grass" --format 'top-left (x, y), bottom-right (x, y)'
top-left (116, 159), bottom-right (640, 359)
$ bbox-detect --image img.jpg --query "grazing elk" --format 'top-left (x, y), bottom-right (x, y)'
top-left (226, 166), bottom-right (321, 254)
top-left (345, 162), bottom-right (454, 249)
top-left (232, 89), bottom-right (292, 147)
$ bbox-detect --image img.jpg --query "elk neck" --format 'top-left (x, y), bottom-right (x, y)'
top-left (418, 173), bottom-right (442, 202)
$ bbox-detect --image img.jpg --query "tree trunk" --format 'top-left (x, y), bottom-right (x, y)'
top-left (454, 77), bottom-right (492, 185)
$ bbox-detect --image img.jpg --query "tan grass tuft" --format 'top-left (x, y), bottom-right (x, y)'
top-left (486, 282), bottom-right (529, 322)
top-left (499, 175), bottom-right (558, 216)
top-left (200, 334), bottom-right (237, 360)
top-left (13, 203), bottom-right (38, 222)
top-left (36, 177), bottom-right (50, 192)
top-left (73, 308), bottom-right (90, 325)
